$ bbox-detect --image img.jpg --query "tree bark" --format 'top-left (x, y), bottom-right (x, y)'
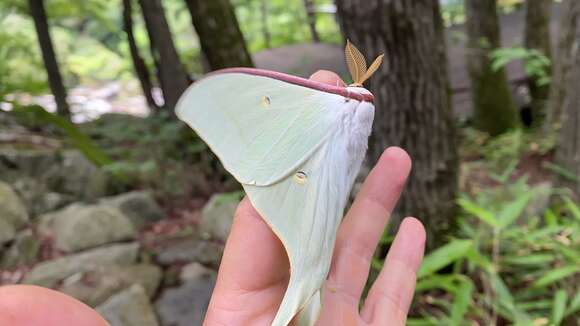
top-left (465, 0), bottom-right (519, 135)
top-left (138, 0), bottom-right (189, 112)
top-left (27, 0), bottom-right (70, 118)
top-left (122, 0), bottom-right (159, 111)
top-left (303, 0), bottom-right (320, 42)
top-left (259, 0), bottom-right (271, 48)
top-left (546, 0), bottom-right (579, 130)
top-left (336, 0), bottom-right (458, 249)
top-left (184, 0), bottom-right (254, 70)
top-left (554, 1), bottom-right (580, 195)
top-left (524, 0), bottom-right (552, 128)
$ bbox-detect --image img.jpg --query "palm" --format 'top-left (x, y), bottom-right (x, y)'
top-left (204, 145), bottom-right (425, 326)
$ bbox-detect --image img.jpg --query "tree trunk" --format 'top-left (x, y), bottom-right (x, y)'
top-left (184, 0), bottom-right (254, 70)
top-left (138, 0), bottom-right (189, 112)
top-left (259, 0), bottom-right (271, 48)
top-left (524, 0), bottom-right (552, 128)
top-left (336, 0), bottom-right (458, 249)
top-left (554, 1), bottom-right (580, 195)
top-left (122, 0), bottom-right (159, 111)
top-left (465, 0), bottom-right (519, 135)
top-left (546, 0), bottom-right (579, 130)
top-left (303, 0), bottom-right (320, 42)
top-left (27, 0), bottom-right (70, 118)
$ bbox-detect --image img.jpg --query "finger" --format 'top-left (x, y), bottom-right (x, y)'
top-left (309, 70), bottom-right (346, 87)
top-left (206, 70), bottom-right (348, 324)
top-left (326, 147), bottom-right (412, 302)
top-left (0, 285), bottom-right (109, 326)
top-left (361, 217), bottom-right (426, 324)
top-left (206, 197), bottom-right (290, 321)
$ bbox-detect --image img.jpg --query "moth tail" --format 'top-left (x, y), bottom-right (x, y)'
top-left (294, 289), bottom-right (322, 326)
top-left (271, 279), bottom-right (322, 326)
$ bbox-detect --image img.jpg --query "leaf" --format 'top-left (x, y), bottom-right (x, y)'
top-left (544, 209), bottom-right (558, 227)
top-left (416, 275), bottom-right (459, 293)
top-left (564, 291), bottom-right (580, 318)
top-left (449, 279), bottom-right (474, 326)
top-left (563, 196), bottom-right (580, 221)
top-left (458, 198), bottom-right (499, 227)
top-left (551, 290), bottom-right (567, 325)
top-left (344, 39), bottom-right (367, 85)
top-left (360, 53), bottom-right (384, 84)
top-left (532, 265), bottom-right (579, 288)
top-left (502, 254), bottom-right (555, 266)
top-left (418, 240), bottom-right (473, 278)
top-left (543, 162), bottom-right (579, 182)
top-left (11, 105), bottom-right (112, 166)
top-left (498, 192), bottom-right (533, 228)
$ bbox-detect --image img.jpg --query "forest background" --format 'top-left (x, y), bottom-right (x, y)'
top-left (0, 0), bottom-right (579, 325)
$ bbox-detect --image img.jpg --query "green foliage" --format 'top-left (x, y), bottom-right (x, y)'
top-left (460, 127), bottom-right (557, 173)
top-left (0, 13), bottom-right (48, 97)
top-left (491, 47), bottom-right (552, 87)
top-left (83, 112), bottom-right (235, 198)
top-left (401, 176), bottom-right (579, 325)
top-left (234, 0), bottom-right (341, 52)
top-left (9, 105), bottom-right (113, 167)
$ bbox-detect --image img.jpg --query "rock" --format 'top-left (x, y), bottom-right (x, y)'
top-left (0, 181), bottom-right (29, 244)
top-left (180, 262), bottom-right (215, 282)
top-left (199, 192), bottom-right (241, 242)
top-left (1, 229), bottom-right (40, 269)
top-left (100, 191), bottom-right (164, 228)
top-left (0, 218), bottom-right (16, 245)
top-left (0, 149), bottom-right (60, 183)
top-left (11, 177), bottom-right (73, 216)
top-left (155, 269), bottom-right (216, 326)
top-left (45, 150), bottom-right (107, 200)
top-left (59, 264), bottom-right (162, 307)
top-left (97, 284), bottom-right (159, 326)
top-left (39, 203), bottom-right (136, 252)
top-left (23, 242), bottom-right (139, 287)
top-left (153, 236), bottom-right (223, 268)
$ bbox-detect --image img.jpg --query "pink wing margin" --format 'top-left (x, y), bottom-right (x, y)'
top-left (204, 67), bottom-right (374, 103)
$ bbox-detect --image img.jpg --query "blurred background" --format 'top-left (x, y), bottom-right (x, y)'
top-left (0, 0), bottom-right (579, 325)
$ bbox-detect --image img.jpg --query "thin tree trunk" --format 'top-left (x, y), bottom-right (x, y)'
top-left (465, 0), bottom-right (519, 135)
top-left (259, 0), bottom-right (271, 48)
top-left (303, 0), bottom-right (320, 42)
top-left (122, 0), bottom-right (159, 111)
top-left (546, 0), bottom-right (579, 130)
top-left (554, 1), bottom-right (580, 196)
top-left (336, 0), bottom-right (458, 249)
top-left (184, 0), bottom-right (254, 70)
top-left (524, 0), bottom-right (552, 128)
top-left (138, 0), bottom-right (189, 112)
top-left (27, 0), bottom-right (70, 118)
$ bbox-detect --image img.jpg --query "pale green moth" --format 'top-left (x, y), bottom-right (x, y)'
top-left (176, 41), bottom-right (383, 326)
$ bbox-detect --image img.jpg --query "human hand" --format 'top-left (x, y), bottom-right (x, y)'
top-left (0, 71), bottom-right (425, 326)
top-left (204, 70), bottom-right (426, 326)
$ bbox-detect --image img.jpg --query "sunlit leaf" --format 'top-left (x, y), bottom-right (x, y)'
top-left (564, 291), bottom-right (580, 318)
top-left (498, 192), bottom-right (533, 228)
top-left (551, 290), bottom-right (567, 326)
top-left (418, 240), bottom-right (473, 278)
top-left (502, 254), bottom-right (555, 266)
top-left (458, 198), bottom-right (499, 227)
top-left (532, 265), bottom-right (579, 288)
top-left (449, 279), bottom-right (474, 326)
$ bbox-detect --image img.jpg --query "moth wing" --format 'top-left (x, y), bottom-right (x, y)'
top-left (244, 136), bottom-right (352, 326)
top-left (176, 72), bottom-right (342, 186)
